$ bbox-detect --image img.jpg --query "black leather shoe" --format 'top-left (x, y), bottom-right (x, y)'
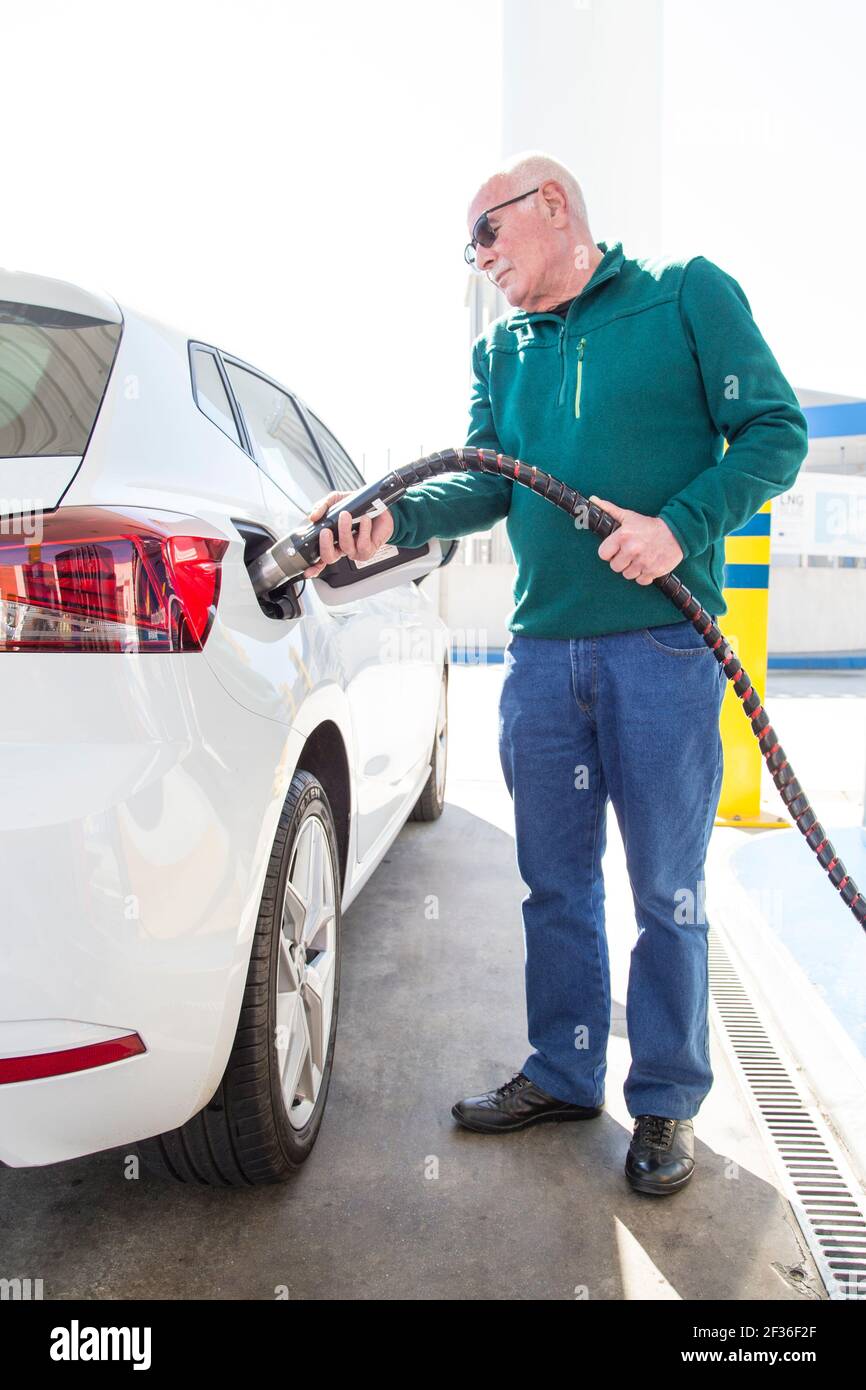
top-left (451, 1071), bottom-right (603, 1133)
top-left (625, 1114), bottom-right (695, 1194)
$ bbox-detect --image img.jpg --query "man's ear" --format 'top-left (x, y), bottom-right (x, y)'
top-left (540, 179), bottom-right (568, 225)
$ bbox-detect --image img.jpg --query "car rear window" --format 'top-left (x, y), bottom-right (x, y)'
top-left (0, 301), bottom-right (122, 458)
top-left (190, 346), bottom-right (242, 447)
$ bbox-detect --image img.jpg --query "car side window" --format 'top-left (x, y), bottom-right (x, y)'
top-left (190, 347), bottom-right (242, 447)
top-left (304, 408), bottom-right (365, 490)
top-left (224, 362), bottom-right (330, 508)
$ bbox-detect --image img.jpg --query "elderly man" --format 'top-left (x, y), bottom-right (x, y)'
top-left (304, 151), bottom-right (807, 1196)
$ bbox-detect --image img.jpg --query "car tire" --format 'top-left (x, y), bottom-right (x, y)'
top-left (135, 770), bottom-right (342, 1186)
top-left (410, 668), bottom-right (447, 822)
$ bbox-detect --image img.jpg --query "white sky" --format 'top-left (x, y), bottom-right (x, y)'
top-left (662, 0), bottom-right (866, 401)
top-left (3, 0), bottom-right (863, 482)
top-left (2, 0), bottom-right (503, 477)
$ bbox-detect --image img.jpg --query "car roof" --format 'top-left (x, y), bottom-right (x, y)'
top-left (0, 268), bottom-right (122, 324)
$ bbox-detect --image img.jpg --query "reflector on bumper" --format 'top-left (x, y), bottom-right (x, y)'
top-left (0, 1031), bottom-right (145, 1084)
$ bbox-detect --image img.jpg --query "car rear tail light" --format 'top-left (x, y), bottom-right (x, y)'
top-left (0, 1032), bottom-right (146, 1083)
top-left (0, 508), bottom-right (228, 652)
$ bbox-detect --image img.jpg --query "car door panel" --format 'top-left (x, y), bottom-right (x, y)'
top-left (298, 402), bottom-right (444, 773)
top-left (252, 468), bottom-right (413, 859)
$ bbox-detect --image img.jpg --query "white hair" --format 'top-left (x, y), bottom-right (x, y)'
top-left (470, 150), bottom-right (589, 225)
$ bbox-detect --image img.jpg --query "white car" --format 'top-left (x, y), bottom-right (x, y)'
top-left (0, 271), bottom-right (452, 1186)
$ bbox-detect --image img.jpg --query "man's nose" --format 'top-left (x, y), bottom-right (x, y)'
top-left (474, 237), bottom-right (498, 273)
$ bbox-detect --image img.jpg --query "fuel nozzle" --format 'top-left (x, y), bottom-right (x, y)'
top-left (247, 470), bottom-right (408, 597)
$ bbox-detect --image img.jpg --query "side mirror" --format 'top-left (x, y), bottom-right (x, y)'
top-left (436, 538), bottom-right (460, 569)
top-left (413, 536), bottom-right (459, 585)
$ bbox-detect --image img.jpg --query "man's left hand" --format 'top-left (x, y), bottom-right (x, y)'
top-left (589, 496), bottom-right (684, 585)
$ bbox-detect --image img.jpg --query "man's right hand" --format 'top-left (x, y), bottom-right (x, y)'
top-left (302, 490), bottom-right (396, 578)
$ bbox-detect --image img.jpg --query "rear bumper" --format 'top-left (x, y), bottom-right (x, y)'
top-left (0, 652), bottom-right (290, 1167)
top-left (0, 1022), bottom-right (182, 1168)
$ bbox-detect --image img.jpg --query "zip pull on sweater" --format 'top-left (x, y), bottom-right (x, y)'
top-left (575, 338), bottom-right (586, 418)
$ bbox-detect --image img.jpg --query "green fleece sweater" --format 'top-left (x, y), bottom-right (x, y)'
top-left (387, 241), bottom-right (808, 639)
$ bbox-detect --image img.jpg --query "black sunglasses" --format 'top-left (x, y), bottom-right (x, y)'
top-left (464, 186), bottom-right (540, 267)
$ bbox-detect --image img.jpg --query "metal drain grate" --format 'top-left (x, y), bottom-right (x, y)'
top-left (708, 928), bottom-right (866, 1300)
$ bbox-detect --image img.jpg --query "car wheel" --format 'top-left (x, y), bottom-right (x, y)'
top-left (135, 770), bottom-right (342, 1186)
top-left (410, 669), bottom-right (447, 822)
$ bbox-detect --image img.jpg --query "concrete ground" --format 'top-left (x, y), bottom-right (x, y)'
top-left (0, 664), bottom-right (841, 1302)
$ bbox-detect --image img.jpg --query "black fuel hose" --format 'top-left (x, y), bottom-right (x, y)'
top-left (254, 445), bottom-right (866, 930)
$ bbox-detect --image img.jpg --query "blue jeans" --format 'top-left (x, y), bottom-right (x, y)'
top-left (497, 619), bottom-right (726, 1120)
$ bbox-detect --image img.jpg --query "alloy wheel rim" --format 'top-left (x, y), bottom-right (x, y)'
top-left (275, 812), bottom-right (338, 1129)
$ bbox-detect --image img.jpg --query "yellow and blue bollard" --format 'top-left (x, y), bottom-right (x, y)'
top-left (715, 497), bottom-right (788, 828)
